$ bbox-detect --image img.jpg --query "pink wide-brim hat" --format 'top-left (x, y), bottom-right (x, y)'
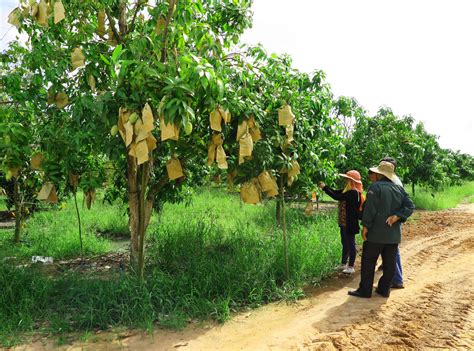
top-left (338, 170), bottom-right (362, 184)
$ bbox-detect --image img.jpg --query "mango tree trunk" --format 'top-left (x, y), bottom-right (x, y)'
top-left (275, 199), bottom-right (282, 227)
top-left (127, 154), bottom-right (166, 278)
top-left (280, 177), bottom-right (289, 280)
top-left (13, 177), bottom-right (22, 243)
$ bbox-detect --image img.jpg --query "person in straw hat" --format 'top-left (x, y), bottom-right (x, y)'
top-left (319, 170), bottom-right (364, 274)
top-left (374, 156), bottom-right (405, 289)
top-left (348, 161), bottom-right (414, 298)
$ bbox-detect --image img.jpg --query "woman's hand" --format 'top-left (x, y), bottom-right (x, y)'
top-left (318, 182), bottom-right (326, 189)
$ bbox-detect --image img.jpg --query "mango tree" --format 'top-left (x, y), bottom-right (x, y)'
top-left (1, 45), bottom-right (41, 243)
top-left (5, 0), bottom-right (253, 277)
top-left (204, 46), bottom-right (344, 277)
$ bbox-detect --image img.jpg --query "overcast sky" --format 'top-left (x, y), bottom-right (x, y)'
top-left (1, 0), bottom-right (473, 155)
top-left (241, 0), bottom-right (474, 155)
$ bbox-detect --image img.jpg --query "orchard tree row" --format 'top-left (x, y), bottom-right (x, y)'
top-left (334, 98), bottom-right (474, 193)
top-left (1, 0), bottom-right (344, 277)
top-left (1, 0), bottom-right (473, 276)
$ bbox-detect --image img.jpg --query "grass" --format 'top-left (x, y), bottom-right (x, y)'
top-left (410, 181), bottom-right (474, 210)
top-left (0, 192), bottom-right (126, 261)
top-left (0, 188), bottom-right (341, 346)
top-left (1, 181), bottom-right (473, 346)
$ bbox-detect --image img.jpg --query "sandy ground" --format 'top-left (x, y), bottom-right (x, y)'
top-left (12, 204), bottom-right (474, 350)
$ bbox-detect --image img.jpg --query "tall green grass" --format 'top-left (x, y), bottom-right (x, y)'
top-left (0, 192), bottom-right (128, 261)
top-left (0, 188), bottom-right (341, 345)
top-left (410, 181), bottom-right (474, 210)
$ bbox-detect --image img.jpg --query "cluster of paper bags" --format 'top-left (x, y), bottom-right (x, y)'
top-left (8, 0), bottom-right (65, 28)
top-left (240, 170), bottom-right (279, 204)
top-left (117, 104), bottom-right (183, 181)
top-left (236, 116), bottom-right (261, 165)
top-left (117, 104), bottom-right (156, 166)
top-left (35, 88), bottom-right (300, 205)
top-left (208, 106), bottom-right (231, 169)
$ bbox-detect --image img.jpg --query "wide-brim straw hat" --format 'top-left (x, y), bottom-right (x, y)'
top-left (369, 161), bottom-right (398, 182)
top-left (338, 170), bottom-right (362, 184)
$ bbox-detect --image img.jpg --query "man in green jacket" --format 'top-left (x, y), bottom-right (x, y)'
top-left (348, 161), bottom-right (415, 298)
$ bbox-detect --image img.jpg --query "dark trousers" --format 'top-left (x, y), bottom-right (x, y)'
top-left (358, 241), bottom-right (398, 296)
top-left (340, 226), bottom-right (356, 266)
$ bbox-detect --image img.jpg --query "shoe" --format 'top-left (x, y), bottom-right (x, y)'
top-left (336, 264), bottom-right (347, 271)
top-left (391, 283), bottom-right (405, 289)
top-left (342, 266), bottom-right (355, 274)
top-left (375, 288), bottom-right (390, 298)
top-left (348, 290), bottom-right (371, 298)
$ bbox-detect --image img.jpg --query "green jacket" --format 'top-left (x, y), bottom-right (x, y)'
top-left (362, 179), bottom-right (415, 244)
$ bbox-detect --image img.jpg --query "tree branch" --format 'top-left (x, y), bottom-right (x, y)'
top-left (128, 0), bottom-right (143, 35)
top-left (160, 0), bottom-right (177, 63)
top-left (146, 174), bottom-right (169, 203)
top-left (106, 11), bottom-right (123, 44)
top-left (118, 1), bottom-right (127, 35)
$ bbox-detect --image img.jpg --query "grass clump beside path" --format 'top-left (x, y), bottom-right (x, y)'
top-left (411, 181), bottom-right (474, 210)
top-left (0, 188), bottom-right (341, 346)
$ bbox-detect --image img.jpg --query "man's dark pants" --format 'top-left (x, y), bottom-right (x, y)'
top-left (358, 241), bottom-right (398, 296)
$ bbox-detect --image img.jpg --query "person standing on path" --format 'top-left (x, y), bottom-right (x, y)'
top-left (349, 161), bottom-right (414, 298)
top-left (319, 170), bottom-right (364, 275)
top-left (377, 156), bottom-right (405, 289)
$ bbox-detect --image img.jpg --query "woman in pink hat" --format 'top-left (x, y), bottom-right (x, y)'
top-left (319, 170), bottom-right (364, 274)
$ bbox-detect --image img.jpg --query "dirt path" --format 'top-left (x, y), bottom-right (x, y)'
top-left (14, 204), bottom-right (474, 350)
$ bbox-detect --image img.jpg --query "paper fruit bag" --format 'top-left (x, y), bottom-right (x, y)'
top-left (278, 105), bottom-right (295, 126)
top-left (241, 180), bottom-right (261, 204)
top-left (166, 158), bottom-right (184, 180)
top-left (37, 182), bottom-right (58, 203)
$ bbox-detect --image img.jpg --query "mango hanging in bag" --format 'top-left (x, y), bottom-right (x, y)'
top-left (216, 145), bottom-right (228, 169)
top-left (31, 152), bottom-right (43, 170)
top-left (249, 126), bottom-right (262, 142)
top-left (85, 189), bottom-right (96, 209)
top-left (241, 180), bottom-right (261, 204)
top-left (278, 105), bottom-right (295, 126)
top-left (239, 133), bottom-right (253, 158)
top-left (166, 158), bottom-right (184, 180)
top-left (36, 0), bottom-right (48, 26)
top-left (210, 108), bottom-right (223, 132)
top-left (7, 8), bottom-right (21, 28)
top-left (37, 182), bottom-right (58, 203)
top-left (236, 120), bottom-right (248, 141)
top-left (53, 0), bottom-right (65, 24)
top-left (71, 48), bottom-right (85, 70)
top-left (96, 10), bottom-right (106, 36)
top-left (160, 115), bottom-right (179, 141)
top-left (135, 140), bottom-right (149, 165)
top-left (88, 75), bottom-right (96, 92)
top-left (258, 171), bottom-right (274, 192)
top-left (69, 173), bottom-right (79, 188)
top-left (55, 92), bottom-right (68, 109)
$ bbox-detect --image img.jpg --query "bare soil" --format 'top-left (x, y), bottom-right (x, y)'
top-left (12, 204), bottom-right (474, 350)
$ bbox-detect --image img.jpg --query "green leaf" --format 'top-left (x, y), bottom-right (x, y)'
top-left (100, 54), bottom-right (110, 65)
top-left (111, 45), bottom-right (123, 63)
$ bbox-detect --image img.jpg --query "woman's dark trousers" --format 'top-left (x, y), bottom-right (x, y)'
top-left (340, 226), bottom-right (356, 266)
